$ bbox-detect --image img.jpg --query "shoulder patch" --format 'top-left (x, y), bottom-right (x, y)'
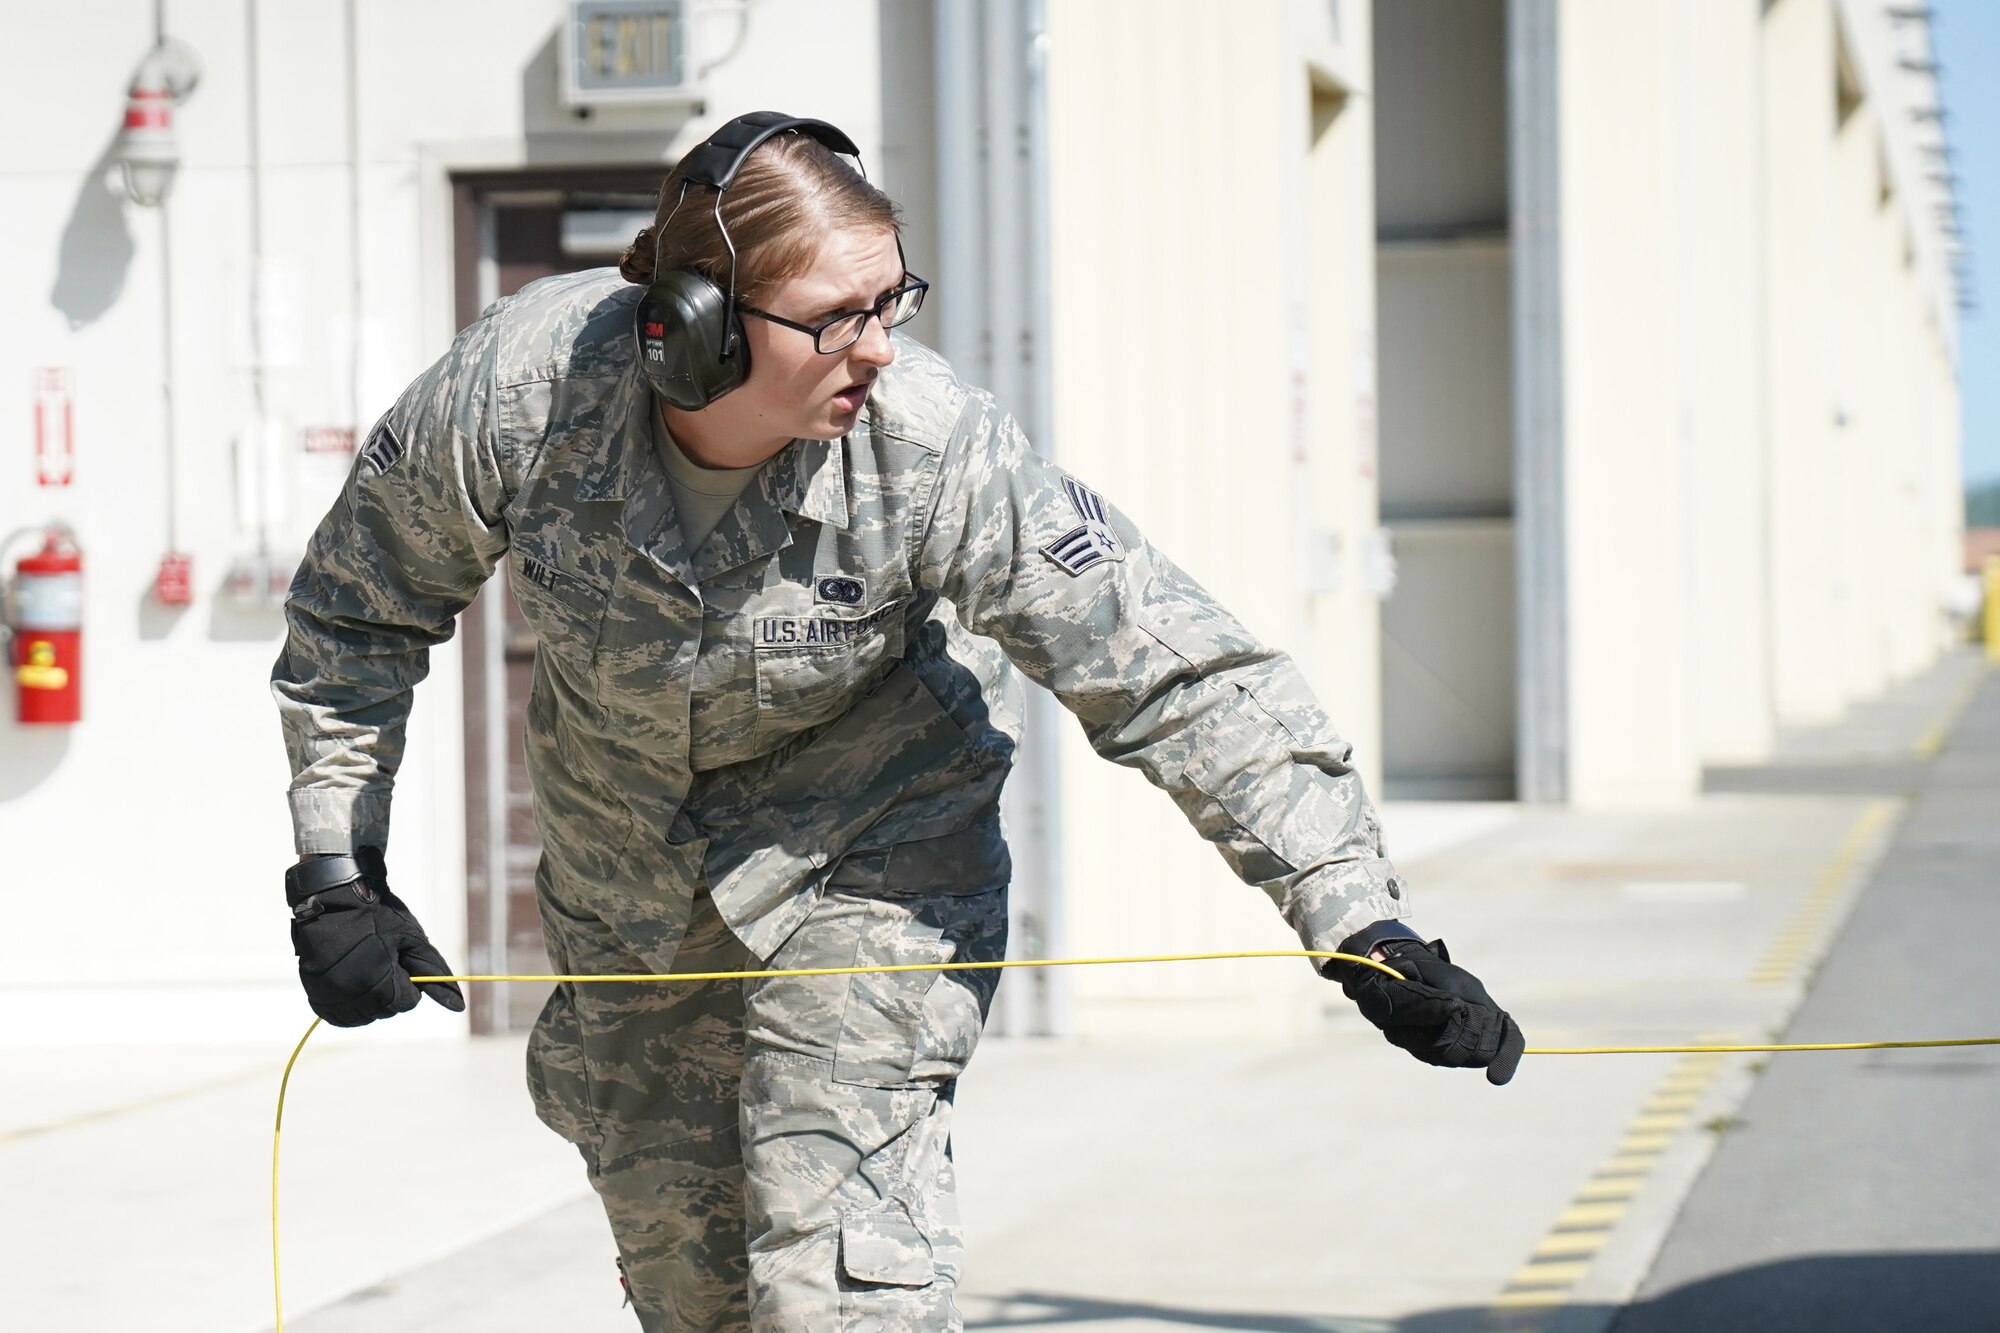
top-left (1062, 477), bottom-right (1109, 525)
top-left (1042, 476), bottom-right (1124, 576)
top-left (357, 419), bottom-right (405, 477)
top-left (1043, 522), bottom-right (1124, 575)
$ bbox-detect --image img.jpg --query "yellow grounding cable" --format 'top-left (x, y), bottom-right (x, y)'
top-left (270, 950), bottom-right (2000, 1330)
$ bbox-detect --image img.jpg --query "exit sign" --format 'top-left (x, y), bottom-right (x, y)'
top-left (561, 1), bottom-right (698, 106)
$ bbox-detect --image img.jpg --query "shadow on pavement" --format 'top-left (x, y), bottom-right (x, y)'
top-left (1602, 1249), bottom-right (2000, 1333)
top-left (968, 1293), bottom-right (1386, 1330)
top-left (972, 1250), bottom-right (2000, 1332)
top-left (1701, 761), bottom-right (1930, 796)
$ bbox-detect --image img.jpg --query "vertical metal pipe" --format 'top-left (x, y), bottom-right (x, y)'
top-left (477, 204), bottom-right (510, 1030)
top-left (159, 188), bottom-right (179, 553)
top-left (1022, 0), bottom-right (1056, 460)
top-left (984, 0), bottom-right (1041, 1036)
top-left (936, 0), bottom-right (1070, 1035)
top-left (933, 0), bottom-right (988, 386)
top-left (245, 0), bottom-right (270, 564)
top-left (480, 586), bottom-right (510, 1028)
top-left (345, 0), bottom-right (364, 435)
top-left (1507, 0), bottom-right (1568, 803)
top-left (981, 0), bottom-right (1024, 417)
top-left (156, 0), bottom-right (179, 554)
top-left (1016, 0), bottom-right (1066, 1036)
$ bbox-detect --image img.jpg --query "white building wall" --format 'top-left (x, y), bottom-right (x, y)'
top-left (1554, 0), bottom-right (1960, 796)
top-left (1762, 0), bottom-right (1847, 725)
top-left (1835, 0), bottom-right (1964, 677)
top-left (1833, 93), bottom-right (1894, 704)
top-left (0, 0), bottom-right (882, 1045)
top-left (1932, 341), bottom-right (1964, 630)
top-left (1558, 0), bottom-right (1701, 805)
top-left (1043, 0), bottom-right (1384, 1037)
top-left (1300, 9), bottom-right (1386, 817)
top-left (1683, 0), bottom-right (1775, 769)
top-left (2, 0), bottom-right (1964, 1045)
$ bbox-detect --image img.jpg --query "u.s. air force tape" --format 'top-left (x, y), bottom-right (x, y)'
top-left (754, 600), bottom-right (899, 649)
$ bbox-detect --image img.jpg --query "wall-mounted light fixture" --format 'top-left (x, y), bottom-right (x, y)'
top-left (114, 39), bottom-right (201, 208)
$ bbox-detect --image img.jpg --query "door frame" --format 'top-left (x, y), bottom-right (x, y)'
top-left (449, 166), bottom-right (667, 1032)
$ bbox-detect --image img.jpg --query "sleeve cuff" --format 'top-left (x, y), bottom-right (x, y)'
top-left (288, 787), bottom-right (392, 855)
top-left (1290, 858), bottom-right (1412, 969)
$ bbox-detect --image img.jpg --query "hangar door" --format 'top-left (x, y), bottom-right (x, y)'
top-left (1372, 0), bottom-right (1518, 799)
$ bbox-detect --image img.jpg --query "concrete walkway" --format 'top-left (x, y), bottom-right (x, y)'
top-left (1612, 658), bottom-right (2000, 1332)
top-left (4, 649), bottom-right (1986, 1333)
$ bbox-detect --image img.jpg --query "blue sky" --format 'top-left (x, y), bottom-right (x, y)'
top-left (1937, 0), bottom-right (1997, 485)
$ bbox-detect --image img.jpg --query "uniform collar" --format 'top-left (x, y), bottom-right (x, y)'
top-left (776, 434), bottom-right (851, 530)
top-left (595, 374), bottom-right (854, 586)
top-left (579, 370), bottom-right (851, 531)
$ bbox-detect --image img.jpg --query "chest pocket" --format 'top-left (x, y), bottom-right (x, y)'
top-left (753, 599), bottom-right (908, 739)
top-left (508, 547), bottom-right (610, 688)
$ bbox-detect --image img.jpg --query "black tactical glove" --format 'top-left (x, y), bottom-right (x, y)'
top-left (285, 847), bottom-right (466, 1027)
top-left (1330, 926), bottom-right (1525, 1086)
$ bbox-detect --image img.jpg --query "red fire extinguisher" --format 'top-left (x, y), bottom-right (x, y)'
top-left (8, 528), bottom-right (83, 725)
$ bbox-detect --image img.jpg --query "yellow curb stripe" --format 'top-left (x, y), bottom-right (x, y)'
top-left (1555, 1201), bottom-right (1630, 1228)
top-left (1642, 1095), bottom-right (1703, 1112)
top-left (1476, 733), bottom-right (1914, 1333)
top-left (1533, 1231), bottom-right (1614, 1258)
top-left (1479, 801), bottom-right (1895, 1324)
top-left (1487, 1036), bottom-right (1744, 1319)
top-left (1749, 800), bottom-right (1899, 984)
top-left (1574, 1178), bottom-right (1643, 1202)
top-left (1913, 664), bottom-right (1985, 760)
top-left (1629, 1112), bottom-right (1690, 1132)
top-left (1616, 1132), bottom-right (1677, 1153)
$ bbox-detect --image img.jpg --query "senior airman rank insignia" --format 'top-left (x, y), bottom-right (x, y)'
top-left (357, 419), bottom-right (405, 477)
top-left (1042, 476), bottom-right (1124, 575)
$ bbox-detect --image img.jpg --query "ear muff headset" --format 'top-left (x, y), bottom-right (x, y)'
top-left (633, 111), bottom-right (865, 411)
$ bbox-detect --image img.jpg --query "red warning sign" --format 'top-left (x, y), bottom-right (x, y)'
top-left (34, 368), bottom-right (74, 488)
top-left (302, 427), bottom-right (357, 454)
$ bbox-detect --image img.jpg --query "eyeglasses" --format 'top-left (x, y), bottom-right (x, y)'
top-left (736, 275), bottom-right (929, 354)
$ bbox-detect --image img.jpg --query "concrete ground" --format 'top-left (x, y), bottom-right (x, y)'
top-left (1611, 656), bottom-right (2000, 1333)
top-left (3, 649), bottom-right (1988, 1333)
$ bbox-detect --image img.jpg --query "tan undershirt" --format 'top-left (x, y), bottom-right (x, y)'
top-left (653, 415), bottom-right (766, 550)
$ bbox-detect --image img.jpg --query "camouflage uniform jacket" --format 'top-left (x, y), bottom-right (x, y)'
top-left (271, 269), bottom-right (1410, 962)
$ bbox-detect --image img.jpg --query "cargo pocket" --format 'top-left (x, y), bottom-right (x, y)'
top-left (747, 818), bottom-right (1011, 1088)
top-left (525, 982), bottom-right (600, 1157)
top-left (827, 819), bottom-right (1011, 1088)
top-left (838, 1201), bottom-right (935, 1289)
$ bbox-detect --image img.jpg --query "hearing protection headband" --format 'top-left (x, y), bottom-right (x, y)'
top-left (634, 112), bottom-right (866, 409)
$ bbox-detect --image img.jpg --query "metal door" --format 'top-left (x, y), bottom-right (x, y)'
top-left (452, 171), bottom-right (661, 1033)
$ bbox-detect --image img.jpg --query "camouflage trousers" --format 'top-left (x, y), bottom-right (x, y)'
top-left (526, 817), bottom-right (1011, 1331)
